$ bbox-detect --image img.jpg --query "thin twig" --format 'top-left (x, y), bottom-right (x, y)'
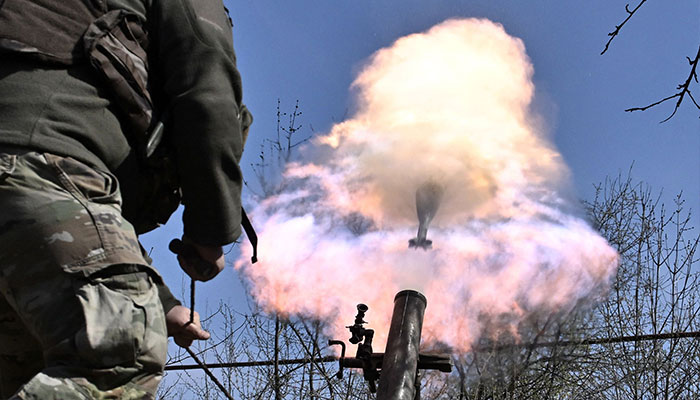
top-left (185, 347), bottom-right (235, 400)
top-left (601, 0), bottom-right (648, 55)
top-left (189, 278), bottom-right (195, 323)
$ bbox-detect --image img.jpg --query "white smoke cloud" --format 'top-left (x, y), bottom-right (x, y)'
top-left (236, 18), bottom-right (618, 352)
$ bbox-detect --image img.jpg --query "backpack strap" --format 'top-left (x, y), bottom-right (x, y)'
top-left (83, 9), bottom-right (154, 144)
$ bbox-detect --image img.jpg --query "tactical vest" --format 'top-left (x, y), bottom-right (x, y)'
top-left (0, 0), bottom-right (156, 152)
top-left (0, 0), bottom-right (171, 227)
top-left (0, 0), bottom-right (258, 260)
top-left (0, 0), bottom-right (105, 64)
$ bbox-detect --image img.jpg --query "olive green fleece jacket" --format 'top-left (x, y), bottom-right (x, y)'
top-left (0, 0), bottom-right (246, 247)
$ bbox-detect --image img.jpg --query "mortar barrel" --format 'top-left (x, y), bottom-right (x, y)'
top-left (376, 290), bottom-right (427, 400)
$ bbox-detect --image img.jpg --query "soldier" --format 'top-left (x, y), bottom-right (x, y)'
top-left (0, 0), bottom-right (250, 398)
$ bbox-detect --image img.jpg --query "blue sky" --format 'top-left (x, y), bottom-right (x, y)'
top-left (142, 0), bottom-right (699, 346)
top-left (228, 1), bottom-right (699, 204)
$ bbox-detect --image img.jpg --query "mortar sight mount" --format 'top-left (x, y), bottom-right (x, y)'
top-left (329, 296), bottom-right (452, 399)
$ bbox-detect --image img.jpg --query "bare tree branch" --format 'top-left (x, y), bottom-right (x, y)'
top-left (625, 44), bottom-right (700, 122)
top-left (601, 0), bottom-right (649, 55)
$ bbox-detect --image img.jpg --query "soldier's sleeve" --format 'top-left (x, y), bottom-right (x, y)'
top-left (157, 282), bottom-right (182, 314)
top-left (152, 0), bottom-right (247, 246)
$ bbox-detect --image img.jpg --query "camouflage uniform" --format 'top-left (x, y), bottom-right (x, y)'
top-left (0, 149), bottom-right (167, 399)
top-left (0, 0), bottom-right (249, 396)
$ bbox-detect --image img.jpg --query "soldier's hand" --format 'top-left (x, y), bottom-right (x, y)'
top-left (170, 236), bottom-right (225, 281)
top-left (166, 305), bottom-right (210, 348)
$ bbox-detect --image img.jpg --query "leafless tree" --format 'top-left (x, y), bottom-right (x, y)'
top-left (428, 172), bottom-right (699, 400)
top-left (249, 99), bottom-right (310, 197)
top-left (158, 295), bottom-right (372, 399)
top-left (577, 173), bottom-right (699, 399)
top-left (160, 102), bottom-right (698, 399)
top-left (158, 102), bottom-right (370, 399)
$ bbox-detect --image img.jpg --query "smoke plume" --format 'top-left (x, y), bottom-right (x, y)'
top-left (236, 18), bottom-right (618, 352)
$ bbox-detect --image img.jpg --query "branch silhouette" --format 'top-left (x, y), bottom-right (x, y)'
top-left (601, 0), bottom-right (648, 55)
top-left (625, 44), bottom-right (700, 122)
top-left (602, 1), bottom-right (700, 122)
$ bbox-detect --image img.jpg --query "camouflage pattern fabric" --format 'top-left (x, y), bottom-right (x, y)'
top-left (0, 149), bottom-right (167, 399)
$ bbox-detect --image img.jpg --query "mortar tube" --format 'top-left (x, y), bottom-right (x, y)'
top-left (376, 290), bottom-right (427, 400)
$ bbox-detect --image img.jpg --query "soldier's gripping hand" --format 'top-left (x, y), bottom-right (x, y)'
top-left (166, 305), bottom-right (211, 348)
top-left (170, 236), bottom-right (225, 281)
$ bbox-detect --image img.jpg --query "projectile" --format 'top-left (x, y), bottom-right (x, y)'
top-left (408, 181), bottom-right (443, 250)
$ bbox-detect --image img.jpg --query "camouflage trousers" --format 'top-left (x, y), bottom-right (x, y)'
top-left (0, 149), bottom-right (168, 399)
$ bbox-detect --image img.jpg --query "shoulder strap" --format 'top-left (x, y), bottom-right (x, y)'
top-left (83, 9), bottom-right (153, 143)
